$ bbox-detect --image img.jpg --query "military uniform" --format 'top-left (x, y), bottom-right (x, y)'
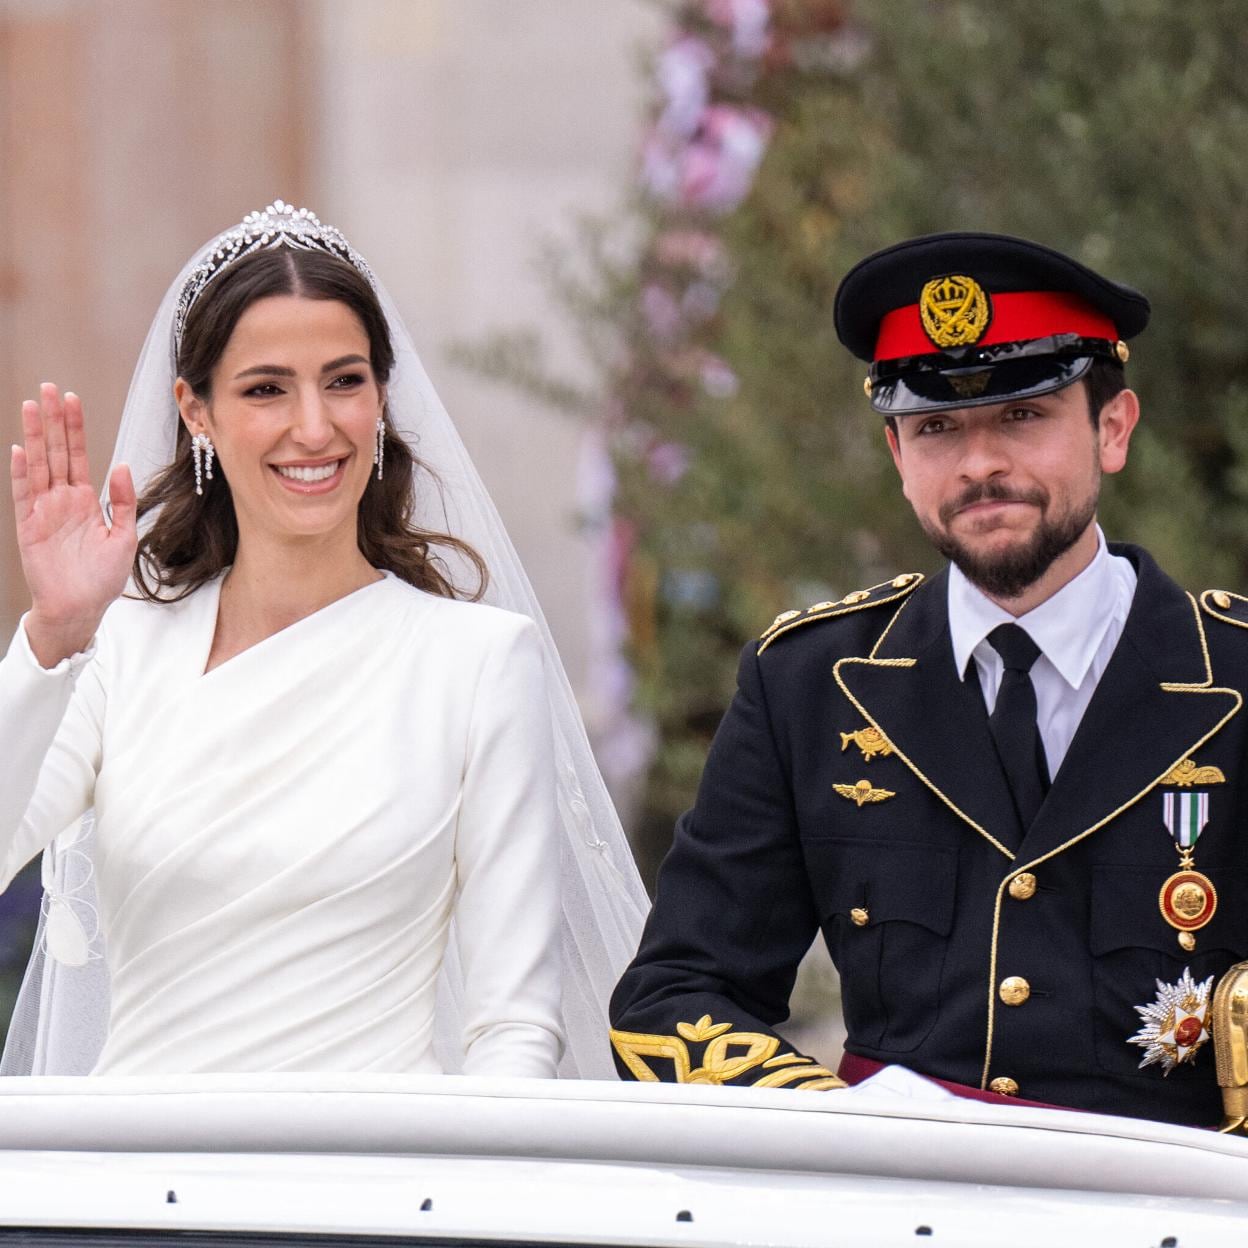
top-left (610, 233), bottom-right (1247, 1125)
top-left (611, 552), bottom-right (1248, 1123)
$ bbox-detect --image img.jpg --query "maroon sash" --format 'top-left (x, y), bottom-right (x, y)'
top-left (837, 1052), bottom-right (1061, 1110)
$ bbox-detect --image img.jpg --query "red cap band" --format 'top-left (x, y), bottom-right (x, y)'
top-left (874, 290), bottom-right (1118, 361)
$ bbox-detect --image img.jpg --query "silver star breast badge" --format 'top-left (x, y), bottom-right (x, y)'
top-left (1127, 966), bottom-right (1214, 1074)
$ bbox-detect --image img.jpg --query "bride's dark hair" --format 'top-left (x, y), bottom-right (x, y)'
top-left (131, 248), bottom-right (487, 603)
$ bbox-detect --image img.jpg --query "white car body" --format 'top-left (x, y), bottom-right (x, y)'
top-left (0, 1074), bottom-right (1246, 1245)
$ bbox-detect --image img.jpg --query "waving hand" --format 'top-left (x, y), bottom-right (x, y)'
top-left (10, 384), bottom-right (137, 666)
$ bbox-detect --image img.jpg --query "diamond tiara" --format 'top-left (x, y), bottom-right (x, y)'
top-left (172, 200), bottom-right (376, 355)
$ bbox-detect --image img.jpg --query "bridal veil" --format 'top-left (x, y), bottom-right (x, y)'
top-left (2, 203), bottom-right (649, 1079)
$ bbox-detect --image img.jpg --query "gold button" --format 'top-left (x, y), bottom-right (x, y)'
top-left (989, 1076), bottom-right (1019, 1097)
top-left (1114, 340), bottom-right (1130, 363)
top-left (999, 976), bottom-right (1031, 1006)
top-left (1213, 590), bottom-right (1232, 610)
top-left (850, 907), bottom-right (869, 927)
top-left (863, 376), bottom-right (873, 397)
top-left (1008, 872), bottom-right (1037, 901)
top-left (841, 590), bottom-right (870, 605)
top-left (891, 574), bottom-right (915, 588)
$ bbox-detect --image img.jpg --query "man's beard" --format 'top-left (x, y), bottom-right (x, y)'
top-left (921, 479), bottom-right (1098, 600)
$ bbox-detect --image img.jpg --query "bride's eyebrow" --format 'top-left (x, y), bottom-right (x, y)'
top-left (232, 354), bottom-right (368, 381)
top-left (321, 354), bottom-right (368, 373)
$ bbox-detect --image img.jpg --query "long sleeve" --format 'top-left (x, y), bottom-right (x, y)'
top-left (609, 641), bottom-right (841, 1089)
top-left (0, 617), bottom-right (104, 892)
top-left (454, 615), bottom-right (564, 1077)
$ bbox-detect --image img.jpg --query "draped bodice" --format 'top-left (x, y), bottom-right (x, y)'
top-left (1, 575), bottom-right (564, 1076)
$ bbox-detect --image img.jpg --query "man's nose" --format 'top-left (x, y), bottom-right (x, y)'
top-left (958, 425), bottom-right (1011, 479)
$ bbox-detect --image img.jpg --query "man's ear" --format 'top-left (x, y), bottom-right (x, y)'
top-left (885, 421), bottom-right (910, 499)
top-left (1098, 388), bottom-right (1140, 476)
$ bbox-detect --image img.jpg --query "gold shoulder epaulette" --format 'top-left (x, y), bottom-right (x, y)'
top-left (1200, 588), bottom-right (1248, 631)
top-left (758, 572), bottom-right (923, 654)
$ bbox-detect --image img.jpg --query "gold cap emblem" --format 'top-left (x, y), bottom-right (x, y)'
top-left (919, 274), bottom-right (992, 348)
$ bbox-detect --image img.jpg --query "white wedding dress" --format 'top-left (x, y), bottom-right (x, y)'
top-left (0, 573), bottom-right (563, 1076)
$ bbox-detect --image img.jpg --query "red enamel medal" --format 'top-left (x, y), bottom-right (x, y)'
top-left (1159, 790), bottom-right (1216, 951)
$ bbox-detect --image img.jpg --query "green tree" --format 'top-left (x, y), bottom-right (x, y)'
top-left (473, 0), bottom-right (1248, 882)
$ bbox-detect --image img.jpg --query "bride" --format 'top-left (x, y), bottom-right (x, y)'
top-left (0, 202), bottom-right (647, 1078)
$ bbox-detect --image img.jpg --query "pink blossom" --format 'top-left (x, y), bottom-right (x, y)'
top-left (640, 282), bottom-right (684, 343)
top-left (655, 36), bottom-right (715, 138)
top-left (655, 229), bottom-right (728, 277)
top-left (704, 0), bottom-right (771, 59)
top-left (680, 104), bottom-right (774, 213)
top-left (646, 441), bottom-right (693, 485)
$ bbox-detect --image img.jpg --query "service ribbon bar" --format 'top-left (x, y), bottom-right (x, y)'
top-left (1163, 791), bottom-right (1209, 850)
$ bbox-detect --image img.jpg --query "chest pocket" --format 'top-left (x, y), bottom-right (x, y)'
top-left (801, 837), bottom-right (957, 1053)
top-left (1089, 863), bottom-right (1248, 1079)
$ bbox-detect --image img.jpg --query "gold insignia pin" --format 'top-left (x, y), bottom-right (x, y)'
top-left (840, 726), bottom-right (895, 763)
top-left (1163, 759), bottom-right (1226, 787)
top-left (834, 779), bottom-right (895, 807)
top-left (762, 609), bottom-right (801, 638)
top-left (919, 273), bottom-right (991, 348)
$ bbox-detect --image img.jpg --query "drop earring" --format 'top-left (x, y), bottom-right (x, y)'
top-left (374, 417), bottom-right (385, 481)
top-left (192, 432), bottom-right (215, 496)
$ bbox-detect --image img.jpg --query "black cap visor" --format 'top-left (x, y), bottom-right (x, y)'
top-left (868, 335), bottom-right (1119, 415)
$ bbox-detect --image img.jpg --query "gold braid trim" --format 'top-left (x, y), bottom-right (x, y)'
top-left (1201, 588), bottom-right (1248, 630)
top-left (610, 1015), bottom-right (846, 1089)
top-left (758, 574), bottom-right (924, 654)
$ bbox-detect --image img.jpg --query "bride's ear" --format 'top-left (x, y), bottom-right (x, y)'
top-left (174, 377), bottom-right (208, 436)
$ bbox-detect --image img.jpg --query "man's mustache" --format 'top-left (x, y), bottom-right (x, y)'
top-left (939, 481), bottom-right (1048, 526)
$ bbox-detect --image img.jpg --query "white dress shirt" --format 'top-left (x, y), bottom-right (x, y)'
top-left (948, 527), bottom-right (1137, 779)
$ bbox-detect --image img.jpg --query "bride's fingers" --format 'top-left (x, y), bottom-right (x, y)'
top-left (106, 463), bottom-right (137, 540)
top-left (41, 383), bottom-right (70, 487)
top-left (21, 399), bottom-right (49, 496)
top-left (10, 444), bottom-right (32, 526)
top-left (64, 392), bottom-right (91, 488)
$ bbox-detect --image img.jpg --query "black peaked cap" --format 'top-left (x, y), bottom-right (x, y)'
top-left (834, 231), bottom-right (1151, 362)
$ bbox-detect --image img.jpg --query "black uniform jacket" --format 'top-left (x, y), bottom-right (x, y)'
top-left (610, 545), bottom-right (1248, 1125)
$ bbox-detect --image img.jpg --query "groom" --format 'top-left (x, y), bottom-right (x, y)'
top-left (609, 231), bottom-right (1248, 1126)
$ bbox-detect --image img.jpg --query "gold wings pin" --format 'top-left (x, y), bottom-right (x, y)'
top-left (1163, 759), bottom-right (1227, 787)
top-left (834, 779), bottom-right (896, 807)
top-left (840, 726), bottom-right (895, 762)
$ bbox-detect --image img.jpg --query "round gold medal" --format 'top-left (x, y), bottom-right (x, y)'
top-left (1159, 869), bottom-right (1217, 932)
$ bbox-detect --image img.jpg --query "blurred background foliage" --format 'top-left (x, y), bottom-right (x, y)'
top-left (474, 0), bottom-right (1248, 884)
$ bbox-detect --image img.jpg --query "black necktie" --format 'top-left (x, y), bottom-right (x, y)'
top-left (986, 623), bottom-right (1050, 829)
